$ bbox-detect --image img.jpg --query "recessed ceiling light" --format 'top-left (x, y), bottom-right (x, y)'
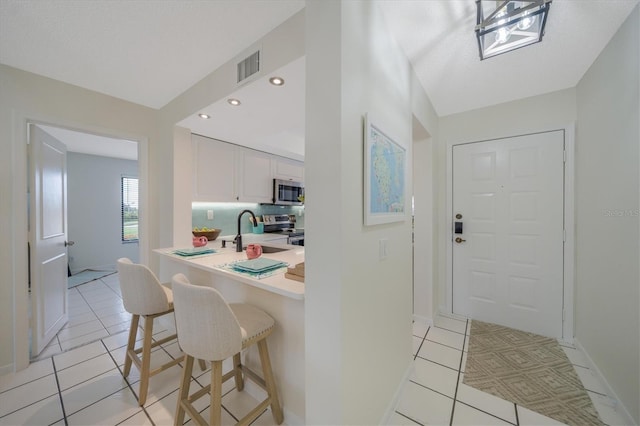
top-left (198, 113), bottom-right (210, 119)
top-left (269, 77), bottom-right (285, 86)
top-left (227, 98), bottom-right (241, 106)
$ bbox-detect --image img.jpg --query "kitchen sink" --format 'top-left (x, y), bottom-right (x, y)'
top-left (243, 245), bottom-right (290, 254)
top-left (262, 246), bottom-right (289, 253)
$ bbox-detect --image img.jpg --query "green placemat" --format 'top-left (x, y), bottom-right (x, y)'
top-left (173, 247), bottom-right (216, 257)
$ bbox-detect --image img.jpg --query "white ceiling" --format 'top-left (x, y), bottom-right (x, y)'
top-left (38, 125), bottom-right (138, 161)
top-left (1, 1), bottom-right (638, 159)
top-left (0, 0), bottom-right (304, 109)
top-left (177, 56), bottom-right (306, 161)
top-left (379, 0), bottom-right (639, 116)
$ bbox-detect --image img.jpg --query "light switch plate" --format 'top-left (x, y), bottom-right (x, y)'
top-left (379, 238), bottom-right (388, 260)
top-left (207, 210), bottom-right (214, 220)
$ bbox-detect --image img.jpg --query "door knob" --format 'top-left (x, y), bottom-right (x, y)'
top-left (65, 240), bottom-right (75, 247)
top-left (455, 237), bottom-right (466, 243)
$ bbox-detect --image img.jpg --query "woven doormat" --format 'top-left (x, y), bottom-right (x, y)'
top-left (464, 320), bottom-right (603, 426)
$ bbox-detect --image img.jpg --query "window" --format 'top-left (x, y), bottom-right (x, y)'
top-left (121, 176), bottom-right (139, 242)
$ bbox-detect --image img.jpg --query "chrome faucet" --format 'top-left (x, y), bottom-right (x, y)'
top-left (235, 209), bottom-right (258, 252)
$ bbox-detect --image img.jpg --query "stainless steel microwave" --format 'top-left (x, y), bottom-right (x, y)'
top-left (273, 179), bottom-right (304, 205)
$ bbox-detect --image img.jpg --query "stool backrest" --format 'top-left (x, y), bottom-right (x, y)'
top-left (117, 258), bottom-right (171, 315)
top-left (171, 273), bottom-right (243, 361)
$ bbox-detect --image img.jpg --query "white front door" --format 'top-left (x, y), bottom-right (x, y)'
top-left (452, 131), bottom-right (565, 338)
top-left (30, 124), bottom-right (69, 355)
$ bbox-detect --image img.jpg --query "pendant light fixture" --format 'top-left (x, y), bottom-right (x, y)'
top-left (476, 0), bottom-right (552, 60)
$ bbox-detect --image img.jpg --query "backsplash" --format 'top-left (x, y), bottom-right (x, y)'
top-left (192, 202), bottom-right (304, 237)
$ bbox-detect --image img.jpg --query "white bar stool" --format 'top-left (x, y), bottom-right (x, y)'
top-left (171, 273), bottom-right (284, 426)
top-left (117, 257), bottom-right (184, 406)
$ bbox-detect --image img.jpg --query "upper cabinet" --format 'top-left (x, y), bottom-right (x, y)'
top-left (193, 135), bottom-right (237, 202)
top-left (238, 149), bottom-right (273, 203)
top-left (274, 157), bottom-right (304, 182)
top-left (192, 135), bottom-right (304, 203)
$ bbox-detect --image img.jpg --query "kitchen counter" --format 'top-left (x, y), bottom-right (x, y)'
top-left (154, 239), bottom-right (304, 299)
top-left (154, 237), bottom-right (305, 424)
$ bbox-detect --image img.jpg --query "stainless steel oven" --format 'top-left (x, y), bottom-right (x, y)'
top-left (263, 214), bottom-right (304, 246)
top-left (287, 234), bottom-right (304, 246)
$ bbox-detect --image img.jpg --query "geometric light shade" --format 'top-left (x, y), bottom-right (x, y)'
top-left (476, 0), bottom-right (552, 60)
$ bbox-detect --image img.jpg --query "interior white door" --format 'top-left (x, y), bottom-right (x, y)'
top-left (452, 131), bottom-right (564, 338)
top-left (30, 124), bottom-right (69, 355)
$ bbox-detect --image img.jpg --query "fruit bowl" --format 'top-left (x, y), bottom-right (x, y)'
top-left (192, 229), bottom-right (221, 241)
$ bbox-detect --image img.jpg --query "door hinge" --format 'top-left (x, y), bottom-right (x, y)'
top-left (563, 150), bottom-right (567, 163)
top-left (562, 308), bottom-right (566, 322)
top-left (563, 229), bottom-right (566, 242)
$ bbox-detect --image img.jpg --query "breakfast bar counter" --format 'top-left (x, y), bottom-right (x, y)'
top-left (154, 241), bottom-right (305, 300)
top-left (154, 240), bottom-right (305, 424)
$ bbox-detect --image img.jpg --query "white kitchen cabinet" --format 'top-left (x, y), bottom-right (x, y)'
top-left (192, 135), bottom-right (237, 202)
top-left (192, 135), bottom-right (303, 202)
top-left (274, 157), bottom-right (304, 182)
top-left (237, 149), bottom-right (273, 203)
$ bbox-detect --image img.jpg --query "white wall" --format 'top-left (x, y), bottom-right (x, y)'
top-left (575, 5), bottom-right (639, 423)
top-left (412, 119), bottom-right (434, 321)
top-left (438, 89), bottom-right (577, 312)
top-left (67, 152), bottom-right (139, 273)
top-left (0, 64), bottom-right (158, 372)
top-left (172, 126), bottom-right (193, 249)
top-left (411, 72), bottom-right (440, 323)
top-left (305, 2), bottom-right (417, 423)
top-left (304, 3), bottom-right (344, 422)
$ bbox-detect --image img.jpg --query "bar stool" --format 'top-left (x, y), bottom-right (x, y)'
top-left (117, 257), bottom-right (184, 406)
top-left (171, 273), bottom-right (284, 426)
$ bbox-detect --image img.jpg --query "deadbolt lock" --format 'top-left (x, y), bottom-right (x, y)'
top-left (455, 213), bottom-right (463, 219)
top-left (455, 237), bottom-right (466, 243)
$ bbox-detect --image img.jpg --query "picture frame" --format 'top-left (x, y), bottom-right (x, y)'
top-left (363, 113), bottom-right (407, 226)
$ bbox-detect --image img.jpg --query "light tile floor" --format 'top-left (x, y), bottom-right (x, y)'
top-left (4, 275), bottom-right (631, 425)
top-left (4, 275), bottom-right (275, 425)
top-left (32, 273), bottom-right (129, 361)
top-left (391, 315), bottom-right (630, 426)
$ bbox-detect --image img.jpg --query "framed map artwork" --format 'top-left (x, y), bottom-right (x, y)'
top-left (364, 113), bottom-right (407, 225)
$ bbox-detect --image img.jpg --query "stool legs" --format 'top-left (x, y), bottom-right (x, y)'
top-left (124, 312), bottom-right (183, 407)
top-left (175, 355), bottom-right (194, 426)
top-left (173, 340), bottom-right (283, 425)
top-left (233, 353), bottom-right (244, 391)
top-left (210, 361), bottom-right (223, 426)
top-left (123, 314), bottom-right (140, 377)
top-left (199, 359), bottom-right (207, 371)
top-left (137, 316), bottom-right (155, 405)
top-left (258, 340), bottom-right (284, 424)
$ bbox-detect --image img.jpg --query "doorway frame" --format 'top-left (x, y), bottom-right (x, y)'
top-left (12, 111), bottom-right (149, 370)
top-left (444, 124), bottom-right (575, 342)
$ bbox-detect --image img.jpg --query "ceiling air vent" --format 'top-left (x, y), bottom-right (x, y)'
top-left (237, 50), bottom-right (260, 84)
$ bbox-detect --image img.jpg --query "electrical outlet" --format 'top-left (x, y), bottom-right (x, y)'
top-left (207, 210), bottom-right (214, 220)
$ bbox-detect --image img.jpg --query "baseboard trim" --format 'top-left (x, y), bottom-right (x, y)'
top-left (242, 380), bottom-right (304, 425)
top-left (379, 359), bottom-right (414, 425)
top-left (0, 362), bottom-right (14, 376)
top-left (574, 338), bottom-right (637, 426)
top-left (436, 309), bottom-right (468, 323)
top-left (412, 314), bottom-right (433, 327)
